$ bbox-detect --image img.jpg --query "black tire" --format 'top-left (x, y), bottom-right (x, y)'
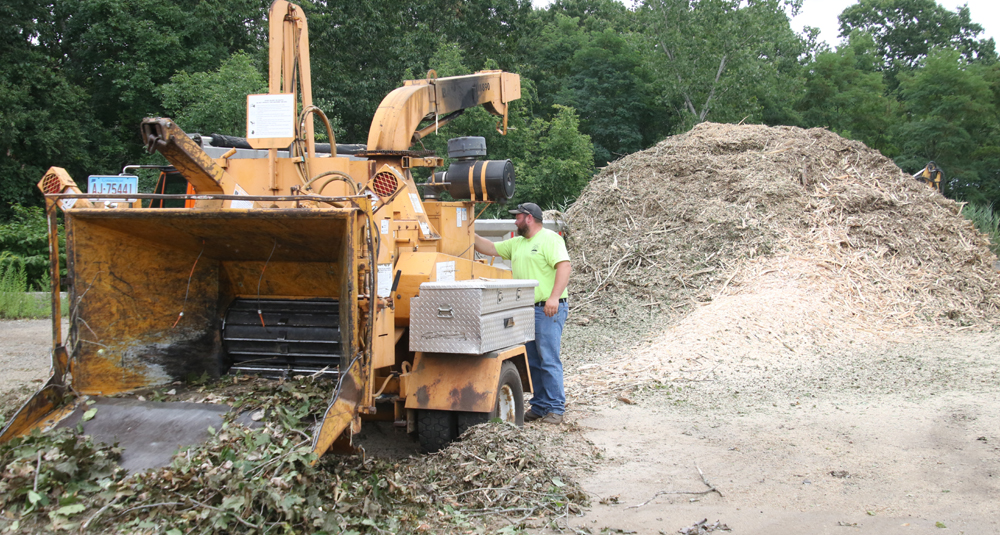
top-left (456, 411), bottom-right (489, 437)
top-left (457, 360), bottom-right (524, 436)
top-left (417, 409), bottom-right (457, 453)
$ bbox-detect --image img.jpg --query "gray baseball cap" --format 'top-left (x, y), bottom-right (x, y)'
top-left (508, 202), bottom-right (543, 221)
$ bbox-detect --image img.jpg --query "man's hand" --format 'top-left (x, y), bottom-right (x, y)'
top-left (543, 261), bottom-right (571, 317)
top-left (543, 297), bottom-right (559, 317)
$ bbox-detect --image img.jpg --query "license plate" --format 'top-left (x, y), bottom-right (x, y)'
top-left (88, 175), bottom-right (138, 203)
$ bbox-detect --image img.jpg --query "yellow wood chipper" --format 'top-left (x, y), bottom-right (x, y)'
top-left (0, 0), bottom-right (535, 466)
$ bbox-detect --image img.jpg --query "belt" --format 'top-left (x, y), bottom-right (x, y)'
top-left (535, 298), bottom-right (567, 306)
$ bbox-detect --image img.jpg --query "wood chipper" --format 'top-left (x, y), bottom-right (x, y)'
top-left (0, 0), bottom-right (535, 465)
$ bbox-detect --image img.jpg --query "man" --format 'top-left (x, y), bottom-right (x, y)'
top-left (474, 202), bottom-right (571, 424)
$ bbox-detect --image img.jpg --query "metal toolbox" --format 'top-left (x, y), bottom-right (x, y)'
top-left (409, 279), bottom-right (538, 354)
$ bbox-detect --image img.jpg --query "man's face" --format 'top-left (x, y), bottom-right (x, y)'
top-left (515, 212), bottom-right (530, 237)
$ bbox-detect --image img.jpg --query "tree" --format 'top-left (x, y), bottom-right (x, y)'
top-left (838, 0), bottom-right (997, 84)
top-left (797, 33), bottom-right (898, 154)
top-left (0, 1), bottom-right (104, 214)
top-left (536, 0), bottom-right (636, 33)
top-left (523, 13), bottom-right (669, 166)
top-left (515, 105), bottom-right (595, 209)
top-left (157, 52), bottom-right (267, 136)
top-left (0, 204), bottom-right (64, 289)
top-left (638, 0), bottom-right (806, 130)
top-left (556, 28), bottom-right (663, 165)
top-left (55, 0), bottom-right (267, 141)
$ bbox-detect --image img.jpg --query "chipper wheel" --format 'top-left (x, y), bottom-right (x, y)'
top-left (417, 361), bottom-right (524, 452)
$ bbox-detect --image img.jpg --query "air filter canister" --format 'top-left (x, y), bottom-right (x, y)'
top-left (434, 159), bottom-right (515, 202)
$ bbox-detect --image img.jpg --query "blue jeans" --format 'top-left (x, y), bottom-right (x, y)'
top-left (525, 301), bottom-right (567, 415)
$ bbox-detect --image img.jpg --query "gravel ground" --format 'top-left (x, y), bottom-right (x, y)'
top-left (0, 319), bottom-right (62, 393)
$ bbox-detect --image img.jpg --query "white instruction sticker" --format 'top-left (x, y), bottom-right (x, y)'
top-left (456, 207), bottom-right (467, 227)
top-left (380, 220), bottom-right (389, 234)
top-left (231, 184), bottom-right (254, 209)
top-left (377, 263), bottom-right (393, 298)
top-left (409, 193), bottom-right (424, 214)
top-left (418, 221), bottom-right (431, 237)
top-left (436, 261), bottom-right (456, 282)
top-left (247, 93), bottom-right (295, 139)
top-left (60, 198), bottom-right (78, 211)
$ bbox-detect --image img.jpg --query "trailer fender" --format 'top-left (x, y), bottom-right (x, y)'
top-left (404, 346), bottom-right (532, 413)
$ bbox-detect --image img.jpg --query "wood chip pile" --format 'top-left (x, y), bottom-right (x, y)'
top-left (564, 122), bottom-right (1000, 333)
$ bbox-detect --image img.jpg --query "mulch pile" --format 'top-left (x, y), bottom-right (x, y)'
top-left (563, 122), bottom-right (1000, 333)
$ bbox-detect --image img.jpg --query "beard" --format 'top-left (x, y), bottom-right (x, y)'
top-left (516, 222), bottom-right (529, 237)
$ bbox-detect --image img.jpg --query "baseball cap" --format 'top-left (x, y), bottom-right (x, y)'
top-left (508, 202), bottom-right (543, 221)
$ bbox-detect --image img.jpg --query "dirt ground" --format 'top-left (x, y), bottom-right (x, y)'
top-left (4, 318), bottom-right (998, 535)
top-left (553, 326), bottom-right (1000, 535)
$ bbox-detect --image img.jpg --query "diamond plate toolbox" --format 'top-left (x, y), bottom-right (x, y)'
top-left (409, 279), bottom-right (539, 354)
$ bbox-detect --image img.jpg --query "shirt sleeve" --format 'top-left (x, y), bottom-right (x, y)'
top-left (544, 232), bottom-right (570, 267)
top-left (494, 237), bottom-right (515, 260)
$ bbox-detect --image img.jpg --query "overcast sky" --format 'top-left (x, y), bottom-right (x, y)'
top-left (530, 0), bottom-right (1000, 50)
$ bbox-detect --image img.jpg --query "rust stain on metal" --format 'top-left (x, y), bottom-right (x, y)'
top-left (449, 383), bottom-right (489, 412)
top-left (414, 385), bottom-right (430, 407)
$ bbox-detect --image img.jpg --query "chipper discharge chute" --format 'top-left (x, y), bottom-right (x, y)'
top-left (0, 0), bottom-right (533, 468)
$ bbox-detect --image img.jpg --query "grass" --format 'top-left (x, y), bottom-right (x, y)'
top-left (962, 203), bottom-right (1000, 257)
top-left (0, 251), bottom-right (51, 319)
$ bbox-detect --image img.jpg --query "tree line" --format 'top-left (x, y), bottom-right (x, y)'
top-left (1, 0), bottom-right (998, 218)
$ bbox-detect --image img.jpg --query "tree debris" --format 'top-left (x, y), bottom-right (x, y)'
top-left (0, 376), bottom-right (596, 533)
top-left (678, 518), bottom-right (731, 534)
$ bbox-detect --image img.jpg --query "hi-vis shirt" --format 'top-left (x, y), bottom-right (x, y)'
top-left (494, 228), bottom-right (570, 303)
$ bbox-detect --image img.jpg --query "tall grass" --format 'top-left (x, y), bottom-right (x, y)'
top-left (961, 203), bottom-right (1000, 257)
top-left (0, 251), bottom-right (50, 319)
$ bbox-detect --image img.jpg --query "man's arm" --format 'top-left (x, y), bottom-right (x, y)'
top-left (543, 261), bottom-right (571, 317)
top-left (474, 234), bottom-right (499, 257)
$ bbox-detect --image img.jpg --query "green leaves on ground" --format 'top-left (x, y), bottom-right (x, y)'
top-left (0, 428), bottom-right (124, 531)
top-left (0, 377), bottom-right (587, 533)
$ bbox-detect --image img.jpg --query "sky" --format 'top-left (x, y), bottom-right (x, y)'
top-left (530, 0), bottom-right (1000, 50)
